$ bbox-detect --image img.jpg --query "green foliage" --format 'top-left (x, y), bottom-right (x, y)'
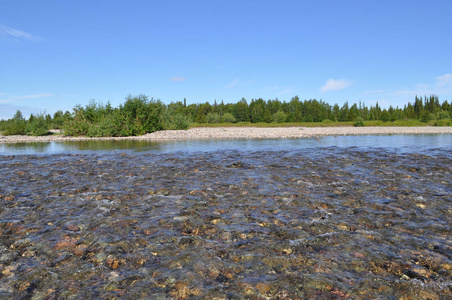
top-left (221, 113), bottom-right (236, 123)
top-left (433, 119), bottom-right (451, 126)
top-left (273, 111), bottom-right (287, 123)
top-left (62, 96), bottom-right (165, 137)
top-left (119, 95), bottom-right (164, 136)
top-left (87, 113), bottom-right (122, 137)
top-left (195, 103), bottom-right (211, 123)
top-left (380, 110), bottom-right (390, 122)
top-left (52, 110), bottom-right (65, 129)
top-left (3, 93), bottom-right (452, 137)
top-left (438, 110), bottom-right (450, 120)
top-left (420, 111), bottom-right (435, 123)
top-left (26, 113), bottom-right (49, 136)
top-left (364, 119), bottom-right (425, 127)
top-left (62, 114), bottom-right (90, 136)
top-left (233, 98), bottom-right (250, 122)
top-left (206, 112), bottom-right (221, 124)
top-left (354, 117), bottom-right (365, 127)
top-left (163, 113), bottom-right (191, 130)
top-left (1, 110), bottom-right (50, 136)
top-left (249, 98), bottom-right (266, 123)
top-left (2, 110), bottom-right (27, 135)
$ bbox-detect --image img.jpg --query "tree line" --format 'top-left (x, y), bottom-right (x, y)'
top-left (1, 94), bottom-right (451, 137)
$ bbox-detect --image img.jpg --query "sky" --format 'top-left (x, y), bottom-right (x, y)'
top-left (1, 0), bottom-right (452, 120)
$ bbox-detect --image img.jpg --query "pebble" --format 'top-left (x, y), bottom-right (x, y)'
top-left (0, 147), bottom-right (450, 298)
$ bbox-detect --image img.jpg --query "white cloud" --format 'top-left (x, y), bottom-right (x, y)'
top-left (436, 74), bottom-right (452, 87)
top-left (224, 78), bottom-right (239, 89)
top-left (0, 24), bottom-right (41, 42)
top-left (245, 79), bottom-right (255, 85)
top-left (321, 79), bottom-right (352, 92)
top-left (392, 74), bottom-right (452, 98)
top-left (259, 85), bottom-right (294, 97)
top-left (169, 76), bottom-right (187, 82)
top-left (15, 93), bottom-right (53, 100)
top-left (0, 93), bottom-right (53, 103)
top-left (364, 89), bottom-right (387, 94)
top-left (277, 87), bottom-right (295, 96)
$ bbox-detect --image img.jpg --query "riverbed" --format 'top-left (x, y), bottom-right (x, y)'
top-left (0, 137), bottom-right (451, 299)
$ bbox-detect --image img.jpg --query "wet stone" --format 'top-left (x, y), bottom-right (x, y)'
top-left (0, 148), bottom-right (451, 298)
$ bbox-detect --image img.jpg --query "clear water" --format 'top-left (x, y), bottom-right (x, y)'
top-left (1, 134), bottom-right (451, 155)
top-left (1, 134), bottom-right (451, 298)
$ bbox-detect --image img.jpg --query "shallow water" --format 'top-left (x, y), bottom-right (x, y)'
top-left (0, 137), bottom-right (451, 299)
top-left (1, 133), bottom-right (452, 155)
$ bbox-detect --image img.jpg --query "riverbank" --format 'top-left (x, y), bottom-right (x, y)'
top-left (1, 126), bottom-right (452, 143)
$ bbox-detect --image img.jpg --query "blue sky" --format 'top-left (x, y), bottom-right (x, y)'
top-left (1, 0), bottom-right (451, 120)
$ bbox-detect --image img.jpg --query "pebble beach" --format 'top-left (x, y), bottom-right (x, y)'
top-left (1, 126), bottom-right (452, 144)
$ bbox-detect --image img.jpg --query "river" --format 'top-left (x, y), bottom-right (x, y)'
top-left (0, 135), bottom-right (451, 299)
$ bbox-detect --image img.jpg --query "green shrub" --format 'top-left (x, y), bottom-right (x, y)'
top-left (26, 113), bottom-right (49, 136)
top-left (221, 113), bottom-right (236, 123)
top-left (206, 112), bottom-right (221, 124)
top-left (51, 110), bottom-right (66, 129)
top-left (62, 115), bottom-right (90, 136)
top-left (380, 110), bottom-right (390, 122)
top-left (3, 121), bottom-right (26, 135)
top-left (322, 119), bottom-right (334, 123)
top-left (168, 113), bottom-right (191, 130)
top-left (2, 111), bottom-right (26, 135)
top-left (390, 114), bottom-right (397, 122)
top-left (354, 117), bottom-right (365, 127)
top-left (273, 111), bottom-right (287, 123)
top-left (433, 119), bottom-right (451, 126)
top-left (438, 111), bottom-right (450, 120)
top-left (119, 95), bottom-right (164, 136)
top-left (87, 113), bottom-right (122, 137)
top-left (420, 112), bottom-right (435, 123)
top-left (161, 107), bottom-right (191, 130)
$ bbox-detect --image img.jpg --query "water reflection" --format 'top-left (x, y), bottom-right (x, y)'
top-left (1, 134), bottom-right (451, 155)
top-left (59, 139), bottom-right (163, 151)
top-left (1, 142), bottom-right (54, 154)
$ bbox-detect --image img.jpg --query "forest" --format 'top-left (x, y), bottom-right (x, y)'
top-left (0, 94), bottom-right (451, 137)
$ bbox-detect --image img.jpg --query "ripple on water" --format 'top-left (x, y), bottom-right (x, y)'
top-left (0, 147), bottom-right (451, 299)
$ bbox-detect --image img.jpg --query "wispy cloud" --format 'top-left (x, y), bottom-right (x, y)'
top-left (15, 93), bottom-right (53, 100)
top-left (169, 76), bottom-right (187, 82)
top-left (0, 93), bottom-right (53, 103)
top-left (277, 87), bottom-right (295, 96)
top-left (259, 85), bottom-right (295, 97)
top-left (359, 74), bottom-right (452, 109)
top-left (0, 24), bottom-right (41, 42)
top-left (364, 89), bottom-right (387, 94)
top-left (225, 78), bottom-right (239, 89)
top-left (390, 74), bottom-right (452, 98)
top-left (320, 79), bottom-right (352, 92)
top-left (436, 74), bottom-right (452, 87)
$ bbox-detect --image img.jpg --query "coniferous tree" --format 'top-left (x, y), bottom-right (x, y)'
top-left (414, 96), bottom-right (424, 118)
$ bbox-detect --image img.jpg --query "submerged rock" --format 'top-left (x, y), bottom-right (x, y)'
top-left (0, 148), bottom-right (450, 298)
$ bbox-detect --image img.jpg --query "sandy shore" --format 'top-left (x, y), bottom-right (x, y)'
top-left (1, 126), bottom-right (451, 144)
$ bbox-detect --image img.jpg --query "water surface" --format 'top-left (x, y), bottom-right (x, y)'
top-left (1, 133), bottom-right (452, 155)
top-left (0, 135), bottom-right (451, 299)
